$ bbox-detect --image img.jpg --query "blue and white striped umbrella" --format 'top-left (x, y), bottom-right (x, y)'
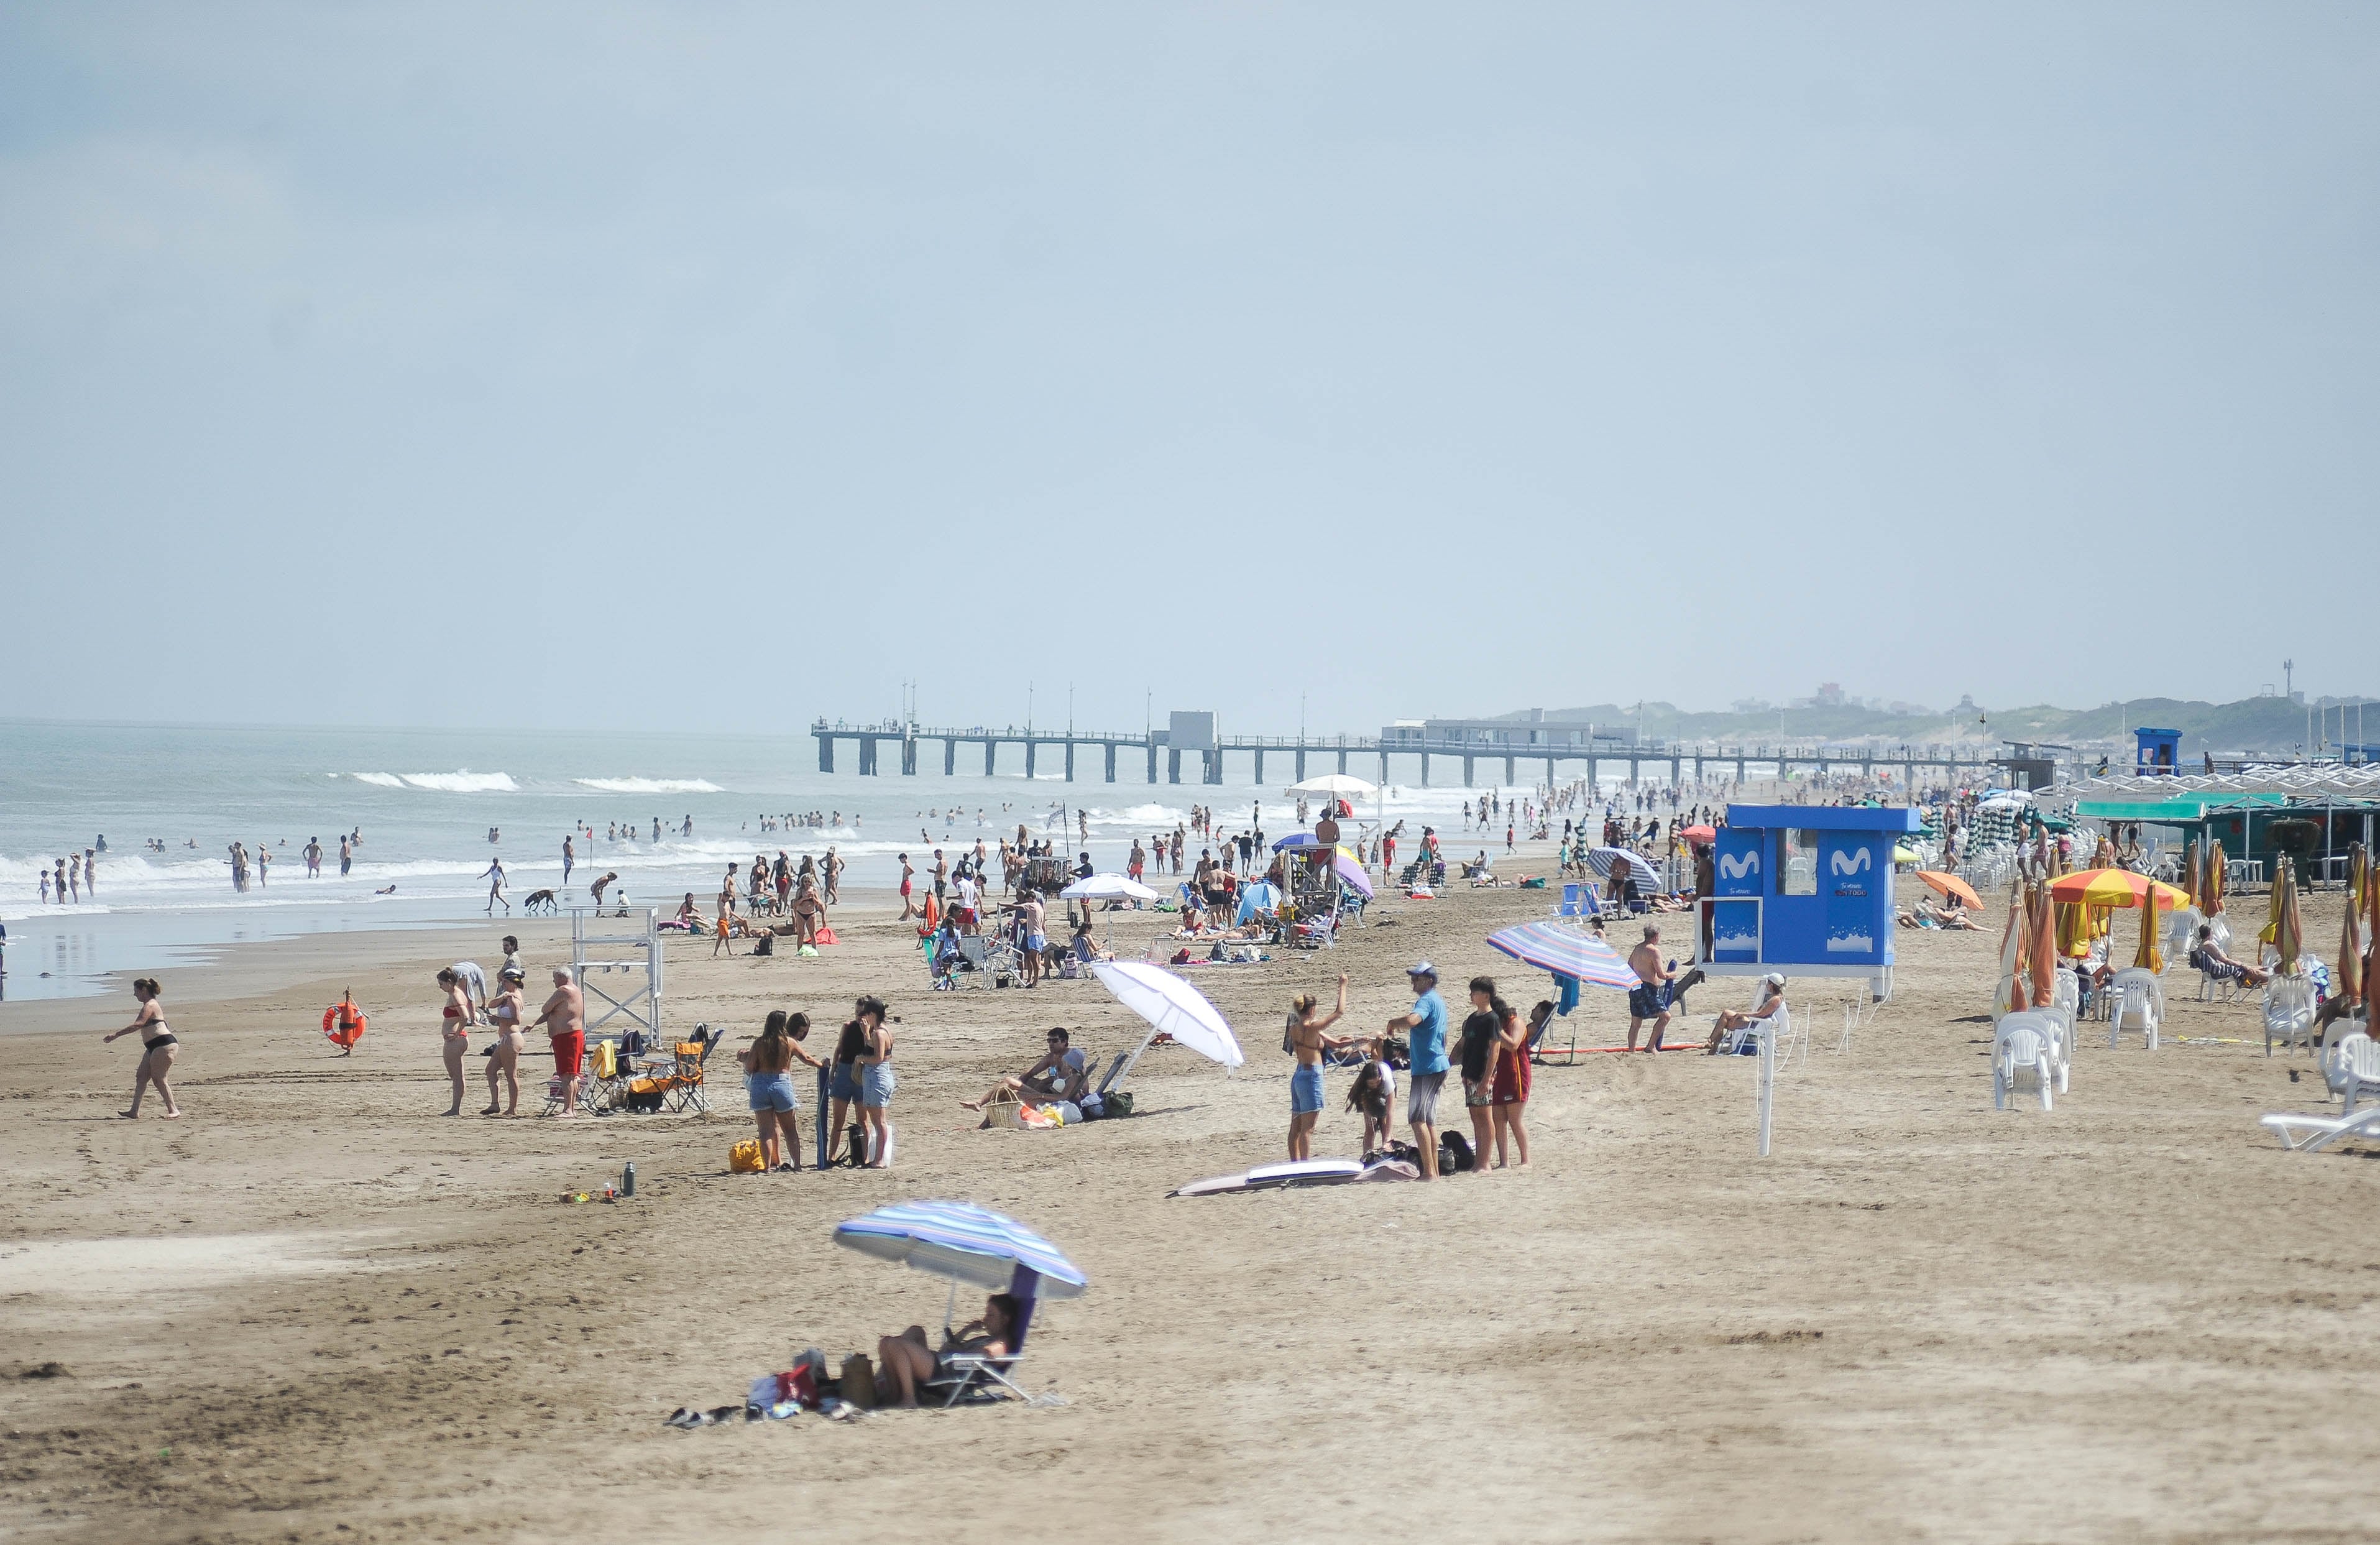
top-left (1587, 847), bottom-right (1662, 887)
top-left (834, 1201), bottom-right (1088, 1299)
top-left (1486, 920), bottom-right (1638, 990)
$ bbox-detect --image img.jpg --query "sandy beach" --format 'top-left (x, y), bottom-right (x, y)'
top-left (2, 849), bottom-right (2374, 1543)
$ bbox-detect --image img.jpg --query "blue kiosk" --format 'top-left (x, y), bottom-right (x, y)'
top-left (2134, 727), bottom-right (2181, 777)
top-left (1704, 805), bottom-right (1924, 1002)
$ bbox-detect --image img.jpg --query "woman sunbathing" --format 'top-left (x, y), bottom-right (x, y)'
top-left (875, 1293), bottom-right (1019, 1408)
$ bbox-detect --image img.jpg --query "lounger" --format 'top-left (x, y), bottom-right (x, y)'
top-left (2259, 1104), bottom-right (2380, 1153)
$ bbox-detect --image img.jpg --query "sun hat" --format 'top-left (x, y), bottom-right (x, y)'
top-left (1763, 971), bottom-right (1785, 985)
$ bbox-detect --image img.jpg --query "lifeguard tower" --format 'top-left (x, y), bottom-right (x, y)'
top-left (2133, 727), bottom-right (2181, 777)
top-left (1703, 805), bottom-right (1922, 1002)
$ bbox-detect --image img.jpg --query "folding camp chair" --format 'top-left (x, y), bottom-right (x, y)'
top-left (664, 1030), bottom-right (719, 1114)
top-left (919, 1296), bottom-right (1042, 1406)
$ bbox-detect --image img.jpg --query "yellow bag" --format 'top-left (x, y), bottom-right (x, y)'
top-left (728, 1138), bottom-right (765, 1174)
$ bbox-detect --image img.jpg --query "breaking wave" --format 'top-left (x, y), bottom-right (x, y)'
top-left (351, 772), bottom-right (518, 793)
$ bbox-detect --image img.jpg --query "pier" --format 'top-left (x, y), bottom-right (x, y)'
top-left (810, 719), bottom-right (2005, 788)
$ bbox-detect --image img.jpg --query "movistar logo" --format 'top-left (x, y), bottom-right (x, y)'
top-left (1829, 848), bottom-right (1873, 876)
top-left (1719, 851), bottom-right (1760, 880)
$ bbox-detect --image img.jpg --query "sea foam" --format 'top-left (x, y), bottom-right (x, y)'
top-left (572, 777), bottom-right (725, 795)
top-left (351, 772), bottom-right (518, 793)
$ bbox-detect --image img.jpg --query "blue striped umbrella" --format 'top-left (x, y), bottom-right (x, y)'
top-left (1486, 920), bottom-right (1638, 990)
top-left (834, 1201), bottom-right (1088, 1299)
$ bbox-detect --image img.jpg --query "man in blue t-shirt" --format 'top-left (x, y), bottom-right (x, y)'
top-left (1384, 961), bottom-right (1451, 1178)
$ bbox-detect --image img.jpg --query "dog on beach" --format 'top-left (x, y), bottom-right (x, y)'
top-left (522, 888), bottom-right (559, 916)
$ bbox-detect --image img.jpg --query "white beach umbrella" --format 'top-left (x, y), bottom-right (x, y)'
top-left (1060, 872), bottom-right (1160, 902)
top-left (1090, 961), bottom-right (1246, 1068)
top-left (1287, 773), bottom-right (1379, 798)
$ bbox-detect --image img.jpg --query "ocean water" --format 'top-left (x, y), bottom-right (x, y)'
top-left (0, 719), bottom-right (1623, 1002)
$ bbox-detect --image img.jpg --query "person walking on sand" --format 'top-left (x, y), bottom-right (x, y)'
top-left (855, 995), bottom-right (895, 1167)
top-left (481, 856), bottom-right (508, 915)
top-left (1285, 974), bottom-right (1351, 1161)
top-left (103, 977), bottom-right (180, 1118)
top-left (1382, 962), bottom-right (1450, 1179)
top-left (533, 967), bottom-right (586, 1117)
top-left (898, 853), bottom-right (916, 920)
top-left (1627, 925), bottom-right (1675, 1052)
top-left (482, 966), bottom-right (528, 1115)
top-left (824, 847), bottom-right (842, 905)
top-left (435, 967), bottom-right (472, 1117)
top-left (561, 834), bottom-right (574, 887)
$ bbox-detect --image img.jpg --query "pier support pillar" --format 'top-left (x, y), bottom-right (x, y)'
top-left (1147, 741), bottom-right (1157, 783)
top-left (1462, 755), bottom-right (1473, 788)
top-left (1065, 741), bottom-right (1075, 782)
top-left (1586, 756), bottom-right (1596, 788)
top-left (1105, 743), bottom-right (1117, 782)
top-left (1205, 750), bottom-right (1222, 785)
top-left (1338, 749), bottom-right (1349, 775)
top-left (985, 740), bottom-right (996, 777)
top-left (1254, 747), bottom-right (1265, 785)
top-left (1169, 749), bottom-right (1182, 784)
top-left (901, 737), bottom-right (917, 775)
top-left (1295, 747), bottom-right (1307, 781)
top-left (819, 736), bottom-right (835, 774)
top-left (860, 738), bottom-right (878, 776)
top-left (1671, 757), bottom-right (1681, 785)
top-left (1026, 741), bottom-right (1037, 779)
top-left (944, 739), bottom-right (955, 776)
top-left (1420, 752), bottom-right (1431, 787)
top-left (1378, 752), bottom-right (1389, 785)
top-left (1506, 755), bottom-right (1516, 785)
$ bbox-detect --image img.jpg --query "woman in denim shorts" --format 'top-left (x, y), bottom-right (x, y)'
top-left (738, 1010), bottom-right (821, 1172)
top-left (855, 995), bottom-right (896, 1168)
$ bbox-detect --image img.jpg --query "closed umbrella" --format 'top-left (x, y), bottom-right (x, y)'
top-left (834, 1201), bottom-right (1087, 1298)
top-left (2338, 844), bottom-right (2364, 1008)
top-left (2273, 858), bottom-right (2303, 976)
top-left (2029, 881), bottom-right (2058, 1007)
top-left (2133, 880), bottom-right (2164, 974)
top-left (1089, 961), bottom-right (1245, 1068)
top-left (2206, 841), bottom-right (2226, 915)
top-left (1998, 882), bottom-right (2030, 1017)
top-left (2182, 839), bottom-right (2201, 912)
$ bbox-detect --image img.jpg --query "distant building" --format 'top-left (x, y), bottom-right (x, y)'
top-left (1379, 709), bottom-right (1637, 749)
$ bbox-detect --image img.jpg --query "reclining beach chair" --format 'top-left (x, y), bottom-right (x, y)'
top-left (919, 1295), bottom-right (1039, 1406)
top-left (2261, 975), bottom-right (2318, 1058)
top-left (2259, 1102), bottom-right (2380, 1153)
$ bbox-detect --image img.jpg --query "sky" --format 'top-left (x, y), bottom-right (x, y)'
top-left (2, 2), bottom-right (2374, 737)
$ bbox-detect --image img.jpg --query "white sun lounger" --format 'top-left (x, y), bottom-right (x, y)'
top-left (2259, 1104), bottom-right (2380, 1153)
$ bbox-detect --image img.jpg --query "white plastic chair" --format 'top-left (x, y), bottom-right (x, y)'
top-left (1993, 1017), bottom-right (2054, 1111)
top-left (2323, 1031), bottom-right (2379, 1112)
top-left (2110, 978), bottom-right (2160, 1050)
top-left (2261, 975), bottom-right (2317, 1058)
top-left (2260, 1103), bottom-right (2380, 1153)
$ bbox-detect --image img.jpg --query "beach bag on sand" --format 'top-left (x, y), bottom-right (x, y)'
top-left (1438, 1131), bottom-right (1474, 1174)
top-left (839, 1354), bottom-right (876, 1409)
top-left (728, 1139), bottom-right (766, 1174)
top-left (751, 934), bottom-right (774, 956)
top-left (1102, 1091), bottom-right (1134, 1118)
top-left (627, 1078), bottom-right (667, 1112)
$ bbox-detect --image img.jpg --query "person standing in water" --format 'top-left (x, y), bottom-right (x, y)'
top-left (339, 834), bottom-right (352, 876)
top-left (103, 977), bottom-right (180, 1118)
top-left (481, 855), bottom-right (508, 915)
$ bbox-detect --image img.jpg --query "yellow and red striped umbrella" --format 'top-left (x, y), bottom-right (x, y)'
top-left (2047, 867), bottom-right (2190, 912)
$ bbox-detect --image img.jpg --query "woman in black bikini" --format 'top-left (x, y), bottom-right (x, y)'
top-left (103, 977), bottom-right (180, 1119)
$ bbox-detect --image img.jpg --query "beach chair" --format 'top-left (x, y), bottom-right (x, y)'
top-left (2261, 975), bottom-right (2318, 1058)
top-left (2110, 977), bottom-right (2161, 1051)
top-left (2259, 1103), bottom-right (2380, 1153)
top-left (664, 1032), bottom-right (719, 1115)
top-left (919, 1296), bottom-right (1041, 1406)
top-left (2323, 1031), bottom-right (2379, 1112)
top-left (1992, 1015), bottom-right (2055, 1112)
top-left (2194, 952), bottom-right (2242, 1003)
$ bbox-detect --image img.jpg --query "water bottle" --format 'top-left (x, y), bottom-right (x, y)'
top-left (620, 1161), bottom-right (635, 1197)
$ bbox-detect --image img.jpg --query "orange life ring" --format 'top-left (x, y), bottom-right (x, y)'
top-left (323, 1000), bottom-right (367, 1048)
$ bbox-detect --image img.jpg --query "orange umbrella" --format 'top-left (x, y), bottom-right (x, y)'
top-left (2029, 882), bottom-right (2058, 1005)
top-left (2047, 867), bottom-right (2192, 911)
top-left (1916, 870), bottom-right (1982, 911)
top-left (2133, 880), bottom-right (2164, 974)
top-left (1998, 882), bottom-right (2031, 1015)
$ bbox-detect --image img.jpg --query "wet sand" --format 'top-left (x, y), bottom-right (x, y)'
top-left (2, 848), bottom-right (2373, 1543)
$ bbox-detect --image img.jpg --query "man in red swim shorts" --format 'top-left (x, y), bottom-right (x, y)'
top-left (535, 967), bottom-right (587, 1117)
